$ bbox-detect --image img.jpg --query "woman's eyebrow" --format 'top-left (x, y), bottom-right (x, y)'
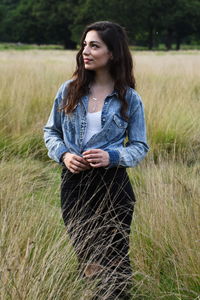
top-left (84, 40), bottom-right (102, 44)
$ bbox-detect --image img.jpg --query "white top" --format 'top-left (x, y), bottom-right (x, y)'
top-left (83, 111), bottom-right (102, 145)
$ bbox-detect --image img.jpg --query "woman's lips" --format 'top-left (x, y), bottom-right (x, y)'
top-left (83, 58), bottom-right (93, 63)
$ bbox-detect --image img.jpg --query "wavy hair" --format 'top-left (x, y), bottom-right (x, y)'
top-left (61, 21), bottom-right (135, 120)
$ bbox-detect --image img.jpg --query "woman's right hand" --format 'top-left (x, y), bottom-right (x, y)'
top-left (62, 152), bottom-right (91, 174)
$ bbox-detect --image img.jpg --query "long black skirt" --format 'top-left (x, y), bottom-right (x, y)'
top-left (61, 166), bottom-right (136, 299)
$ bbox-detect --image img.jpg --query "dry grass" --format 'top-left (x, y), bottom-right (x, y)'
top-left (135, 52), bottom-right (200, 162)
top-left (0, 50), bottom-right (200, 299)
top-left (129, 160), bottom-right (200, 299)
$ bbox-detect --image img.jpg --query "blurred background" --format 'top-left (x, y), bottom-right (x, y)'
top-left (0, 0), bottom-right (200, 50)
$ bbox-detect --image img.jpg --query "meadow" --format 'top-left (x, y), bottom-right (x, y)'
top-left (0, 50), bottom-right (200, 299)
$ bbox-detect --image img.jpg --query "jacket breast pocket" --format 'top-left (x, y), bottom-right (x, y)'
top-left (105, 114), bottom-right (128, 142)
top-left (113, 114), bottom-right (128, 129)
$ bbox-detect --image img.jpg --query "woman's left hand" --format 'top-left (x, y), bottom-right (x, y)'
top-left (82, 149), bottom-right (110, 168)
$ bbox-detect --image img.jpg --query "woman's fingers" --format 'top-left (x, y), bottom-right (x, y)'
top-left (83, 154), bottom-right (101, 162)
top-left (82, 149), bottom-right (109, 167)
top-left (89, 162), bottom-right (102, 168)
top-left (71, 158), bottom-right (90, 172)
top-left (82, 149), bottom-right (100, 156)
top-left (73, 158), bottom-right (88, 168)
top-left (63, 150), bottom-right (109, 173)
top-left (76, 156), bottom-right (90, 166)
top-left (69, 167), bottom-right (79, 173)
top-left (63, 153), bottom-right (91, 173)
top-left (82, 150), bottom-right (101, 160)
top-left (74, 156), bottom-right (91, 169)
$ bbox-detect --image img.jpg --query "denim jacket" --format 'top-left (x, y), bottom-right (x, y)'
top-left (43, 80), bottom-right (149, 168)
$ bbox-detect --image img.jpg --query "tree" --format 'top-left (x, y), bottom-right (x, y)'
top-left (31, 0), bottom-right (77, 48)
top-left (0, 0), bottom-right (200, 49)
top-left (173, 0), bottom-right (200, 50)
top-left (0, 0), bottom-right (77, 48)
top-left (0, 0), bottom-right (21, 42)
top-left (68, 0), bottom-right (143, 46)
top-left (160, 0), bottom-right (200, 50)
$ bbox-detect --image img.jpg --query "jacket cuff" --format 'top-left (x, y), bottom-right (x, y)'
top-left (107, 150), bottom-right (120, 167)
top-left (56, 146), bottom-right (68, 164)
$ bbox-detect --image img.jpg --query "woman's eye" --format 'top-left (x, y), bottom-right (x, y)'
top-left (83, 43), bottom-right (99, 49)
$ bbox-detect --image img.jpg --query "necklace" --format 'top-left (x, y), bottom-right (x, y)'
top-left (91, 97), bottom-right (98, 112)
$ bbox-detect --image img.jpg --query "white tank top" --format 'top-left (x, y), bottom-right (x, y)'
top-left (83, 111), bottom-right (102, 145)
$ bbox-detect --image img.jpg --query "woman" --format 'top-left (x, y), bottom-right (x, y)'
top-left (44, 21), bottom-right (149, 300)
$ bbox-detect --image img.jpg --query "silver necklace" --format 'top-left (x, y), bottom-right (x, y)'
top-left (91, 97), bottom-right (98, 112)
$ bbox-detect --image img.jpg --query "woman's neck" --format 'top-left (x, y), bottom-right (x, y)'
top-left (93, 69), bottom-right (114, 88)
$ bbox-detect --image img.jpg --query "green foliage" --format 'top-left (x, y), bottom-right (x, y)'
top-left (0, 42), bottom-right (64, 50)
top-left (0, 133), bottom-right (48, 161)
top-left (0, 0), bottom-right (77, 48)
top-left (0, 0), bottom-right (200, 49)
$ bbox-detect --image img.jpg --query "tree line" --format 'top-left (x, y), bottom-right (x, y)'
top-left (0, 0), bottom-right (200, 50)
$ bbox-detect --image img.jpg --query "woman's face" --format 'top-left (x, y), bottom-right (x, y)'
top-left (82, 30), bottom-right (112, 71)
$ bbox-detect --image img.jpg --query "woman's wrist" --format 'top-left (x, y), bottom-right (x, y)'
top-left (61, 152), bottom-right (68, 162)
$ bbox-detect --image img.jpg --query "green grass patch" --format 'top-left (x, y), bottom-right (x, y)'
top-left (0, 133), bottom-right (48, 161)
top-left (0, 43), bottom-right (64, 51)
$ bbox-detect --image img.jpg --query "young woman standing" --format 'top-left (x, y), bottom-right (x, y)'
top-left (44, 21), bottom-right (149, 299)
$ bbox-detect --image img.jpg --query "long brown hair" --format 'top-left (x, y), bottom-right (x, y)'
top-left (62, 21), bottom-right (135, 120)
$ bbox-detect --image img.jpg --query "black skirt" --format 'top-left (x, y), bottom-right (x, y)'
top-left (61, 166), bottom-right (136, 298)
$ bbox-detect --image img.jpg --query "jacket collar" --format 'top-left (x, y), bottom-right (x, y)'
top-left (81, 90), bottom-right (118, 111)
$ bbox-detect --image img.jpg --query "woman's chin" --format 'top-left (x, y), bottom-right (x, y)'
top-left (84, 65), bottom-right (95, 70)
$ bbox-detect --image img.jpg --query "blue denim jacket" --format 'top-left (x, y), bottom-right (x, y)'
top-left (43, 80), bottom-right (149, 168)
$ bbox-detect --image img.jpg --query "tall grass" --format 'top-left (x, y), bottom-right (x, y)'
top-left (135, 52), bottom-right (200, 163)
top-left (0, 50), bottom-right (200, 299)
top-left (129, 160), bottom-right (200, 299)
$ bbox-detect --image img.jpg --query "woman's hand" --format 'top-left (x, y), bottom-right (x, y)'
top-left (62, 153), bottom-right (91, 173)
top-left (82, 149), bottom-right (110, 168)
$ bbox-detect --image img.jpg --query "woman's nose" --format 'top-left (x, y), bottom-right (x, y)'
top-left (83, 45), bottom-right (90, 56)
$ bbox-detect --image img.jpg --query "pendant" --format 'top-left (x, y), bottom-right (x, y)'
top-left (92, 97), bottom-right (98, 112)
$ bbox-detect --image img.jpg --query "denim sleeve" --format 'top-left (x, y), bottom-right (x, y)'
top-left (108, 95), bottom-right (149, 168)
top-left (43, 84), bottom-right (68, 163)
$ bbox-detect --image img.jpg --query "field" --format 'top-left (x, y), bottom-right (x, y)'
top-left (0, 50), bottom-right (200, 299)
